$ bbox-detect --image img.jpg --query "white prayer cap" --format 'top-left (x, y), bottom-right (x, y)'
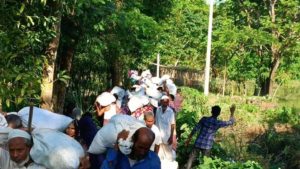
top-left (8, 129), bottom-right (31, 141)
top-left (160, 95), bottom-right (170, 101)
top-left (7, 112), bottom-right (18, 116)
top-left (96, 92), bottom-right (116, 107)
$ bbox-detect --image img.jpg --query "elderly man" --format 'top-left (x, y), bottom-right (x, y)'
top-left (155, 95), bottom-right (176, 161)
top-left (0, 129), bottom-right (46, 169)
top-left (101, 127), bottom-right (161, 169)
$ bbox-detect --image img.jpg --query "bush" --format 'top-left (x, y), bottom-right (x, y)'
top-left (196, 156), bottom-right (263, 169)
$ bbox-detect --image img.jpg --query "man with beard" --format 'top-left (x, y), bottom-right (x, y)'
top-left (101, 127), bottom-right (161, 169)
top-left (155, 95), bottom-right (176, 161)
top-left (0, 129), bottom-right (46, 169)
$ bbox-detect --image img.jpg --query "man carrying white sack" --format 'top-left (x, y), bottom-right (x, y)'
top-left (0, 129), bottom-right (47, 169)
top-left (155, 95), bottom-right (176, 161)
top-left (101, 127), bottom-right (161, 169)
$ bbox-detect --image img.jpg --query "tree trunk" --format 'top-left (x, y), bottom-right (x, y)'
top-left (266, 0), bottom-right (280, 96)
top-left (52, 46), bottom-right (75, 114)
top-left (40, 13), bottom-right (61, 112)
top-left (52, 16), bottom-right (79, 114)
top-left (222, 62), bottom-right (227, 96)
top-left (112, 58), bottom-right (123, 86)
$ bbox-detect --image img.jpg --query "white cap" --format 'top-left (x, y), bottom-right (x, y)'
top-left (8, 129), bottom-right (31, 141)
top-left (160, 95), bottom-right (169, 101)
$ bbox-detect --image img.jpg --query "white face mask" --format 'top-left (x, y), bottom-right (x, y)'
top-left (118, 138), bottom-right (133, 155)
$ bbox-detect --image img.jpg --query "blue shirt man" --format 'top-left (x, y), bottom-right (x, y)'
top-left (101, 127), bottom-right (161, 169)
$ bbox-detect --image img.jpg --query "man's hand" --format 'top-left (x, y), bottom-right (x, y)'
top-left (79, 156), bottom-right (90, 169)
top-left (102, 105), bottom-right (111, 112)
top-left (185, 138), bottom-right (191, 147)
top-left (115, 130), bottom-right (129, 151)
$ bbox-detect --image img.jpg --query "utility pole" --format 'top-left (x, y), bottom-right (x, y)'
top-left (156, 53), bottom-right (160, 78)
top-left (204, 0), bottom-right (214, 96)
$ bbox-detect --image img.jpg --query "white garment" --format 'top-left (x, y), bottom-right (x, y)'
top-left (155, 106), bottom-right (175, 144)
top-left (104, 104), bottom-right (118, 120)
top-left (0, 148), bottom-right (46, 169)
top-left (150, 124), bottom-right (162, 151)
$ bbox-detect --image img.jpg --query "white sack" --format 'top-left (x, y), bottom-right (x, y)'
top-left (127, 96), bottom-right (144, 113)
top-left (161, 160), bottom-right (178, 169)
top-left (0, 113), bottom-right (7, 128)
top-left (161, 75), bottom-right (170, 81)
top-left (0, 127), bottom-right (12, 147)
top-left (110, 86), bottom-right (125, 100)
top-left (151, 77), bottom-right (163, 85)
top-left (139, 95), bottom-right (150, 106)
top-left (146, 87), bottom-right (162, 100)
top-left (96, 92), bottom-right (116, 107)
top-left (167, 83), bottom-right (177, 96)
top-left (18, 106), bottom-right (73, 131)
top-left (30, 128), bottom-right (84, 169)
top-left (141, 69), bottom-right (152, 78)
top-left (88, 114), bottom-right (145, 154)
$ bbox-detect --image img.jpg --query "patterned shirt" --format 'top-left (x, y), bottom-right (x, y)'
top-left (191, 116), bottom-right (234, 149)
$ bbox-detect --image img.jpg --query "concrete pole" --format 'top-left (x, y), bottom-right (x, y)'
top-left (156, 53), bottom-right (160, 78)
top-left (204, 0), bottom-right (214, 96)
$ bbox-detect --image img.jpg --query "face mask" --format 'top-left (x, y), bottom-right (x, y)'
top-left (118, 138), bottom-right (133, 155)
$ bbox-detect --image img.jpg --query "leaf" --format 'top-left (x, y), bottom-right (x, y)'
top-left (26, 16), bottom-right (35, 26)
top-left (19, 4), bottom-right (25, 14)
top-left (15, 74), bottom-right (22, 81)
top-left (6, 99), bottom-right (10, 108)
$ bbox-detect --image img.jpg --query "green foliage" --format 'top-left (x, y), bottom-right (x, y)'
top-left (0, 0), bottom-right (56, 110)
top-left (196, 156), bottom-right (263, 169)
top-left (264, 107), bottom-right (300, 126)
top-left (155, 0), bottom-right (208, 68)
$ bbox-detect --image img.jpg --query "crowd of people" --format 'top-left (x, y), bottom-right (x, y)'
top-left (0, 69), bottom-right (236, 169)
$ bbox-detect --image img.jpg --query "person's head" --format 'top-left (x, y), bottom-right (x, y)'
top-left (169, 94), bottom-right (175, 101)
top-left (71, 107), bottom-right (82, 121)
top-left (144, 112), bottom-right (155, 128)
top-left (8, 129), bottom-right (32, 164)
top-left (131, 127), bottom-right (155, 160)
top-left (160, 95), bottom-right (169, 109)
top-left (65, 121), bottom-right (79, 139)
top-left (211, 105), bottom-right (221, 118)
top-left (6, 114), bottom-right (22, 129)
